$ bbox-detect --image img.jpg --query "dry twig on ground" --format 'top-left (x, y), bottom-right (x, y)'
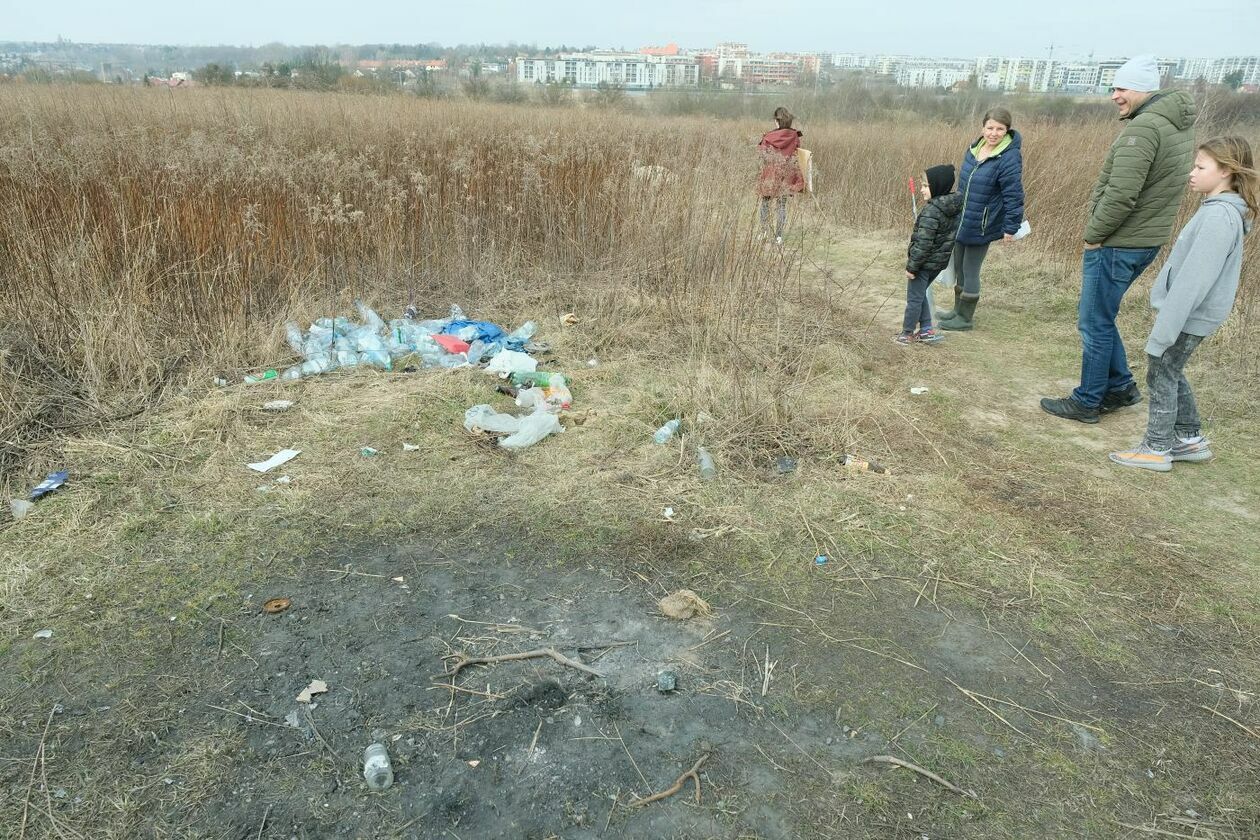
top-left (863, 754), bottom-right (978, 799)
top-left (445, 647), bottom-right (603, 678)
top-left (630, 754), bottom-right (710, 807)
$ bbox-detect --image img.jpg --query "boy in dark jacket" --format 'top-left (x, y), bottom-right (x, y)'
top-left (897, 164), bottom-right (964, 345)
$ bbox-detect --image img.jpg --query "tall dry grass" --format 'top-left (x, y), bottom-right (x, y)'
top-left (0, 86), bottom-right (802, 477)
top-left (1, 86), bottom-right (1257, 479)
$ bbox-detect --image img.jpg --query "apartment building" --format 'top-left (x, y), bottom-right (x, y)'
top-left (515, 51), bottom-right (699, 88)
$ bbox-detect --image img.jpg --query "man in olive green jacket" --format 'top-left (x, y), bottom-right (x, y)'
top-left (1041, 55), bottom-right (1196, 424)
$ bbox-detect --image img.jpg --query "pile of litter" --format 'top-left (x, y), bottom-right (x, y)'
top-left (271, 302), bottom-right (540, 381)
top-left (242, 302), bottom-right (573, 451)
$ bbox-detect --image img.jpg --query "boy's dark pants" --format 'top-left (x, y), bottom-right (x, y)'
top-left (1145, 332), bottom-right (1204, 450)
top-left (903, 269), bottom-right (941, 333)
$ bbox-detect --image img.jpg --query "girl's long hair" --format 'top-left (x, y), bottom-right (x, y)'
top-left (773, 107), bottom-right (794, 130)
top-left (1199, 136), bottom-right (1259, 220)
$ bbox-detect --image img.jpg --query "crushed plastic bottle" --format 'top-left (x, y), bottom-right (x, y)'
top-left (363, 743), bottom-right (394, 791)
top-left (507, 321), bottom-right (537, 343)
top-left (354, 300), bottom-right (385, 334)
top-left (285, 322), bottom-right (305, 354)
top-left (465, 339), bottom-right (488, 365)
top-left (653, 419), bottom-right (681, 445)
top-left (353, 330), bottom-right (392, 370)
top-left (697, 447), bottom-right (717, 481)
top-left (449, 304), bottom-right (466, 321)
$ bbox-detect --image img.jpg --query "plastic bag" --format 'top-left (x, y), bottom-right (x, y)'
top-left (499, 412), bottom-right (563, 450)
top-left (515, 387), bottom-right (547, 411)
top-left (485, 350), bottom-right (537, 378)
top-left (463, 405), bottom-right (522, 434)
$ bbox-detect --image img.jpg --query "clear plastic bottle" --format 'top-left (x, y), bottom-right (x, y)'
top-left (363, 743), bottom-right (394, 791)
top-left (653, 419), bottom-right (681, 445)
top-left (697, 447), bottom-right (717, 481)
top-left (285, 322), bottom-right (305, 354)
top-left (301, 354), bottom-right (335, 376)
top-left (508, 321), bottom-right (537, 343)
top-left (543, 374), bottom-right (572, 410)
top-left (354, 300), bottom-right (385, 334)
top-left (466, 339), bottom-right (488, 365)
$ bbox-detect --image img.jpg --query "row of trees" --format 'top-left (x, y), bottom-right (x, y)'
top-left (194, 51), bottom-right (348, 90)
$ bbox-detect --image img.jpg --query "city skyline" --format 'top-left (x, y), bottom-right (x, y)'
top-left (6, 0), bottom-right (1258, 59)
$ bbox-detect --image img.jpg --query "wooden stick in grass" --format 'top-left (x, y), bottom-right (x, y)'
top-left (864, 755), bottom-right (977, 799)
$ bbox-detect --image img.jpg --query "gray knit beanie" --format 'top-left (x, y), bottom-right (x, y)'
top-left (1113, 55), bottom-right (1161, 92)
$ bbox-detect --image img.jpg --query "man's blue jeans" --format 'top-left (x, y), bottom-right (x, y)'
top-left (1071, 246), bottom-right (1160, 408)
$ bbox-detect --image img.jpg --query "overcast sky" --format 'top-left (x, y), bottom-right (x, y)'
top-left (4, 1), bottom-right (1254, 58)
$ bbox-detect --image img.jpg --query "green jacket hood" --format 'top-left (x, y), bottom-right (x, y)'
top-left (1128, 89), bottom-right (1196, 131)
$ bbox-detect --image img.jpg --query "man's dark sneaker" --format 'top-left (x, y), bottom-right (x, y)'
top-left (1040, 396), bottom-right (1100, 424)
top-left (1100, 383), bottom-right (1142, 414)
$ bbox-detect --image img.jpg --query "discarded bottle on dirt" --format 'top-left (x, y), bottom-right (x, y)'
top-left (244, 369), bottom-right (278, 384)
top-left (697, 447), bottom-right (717, 481)
top-left (653, 419), bottom-right (681, 445)
top-left (843, 454), bottom-right (889, 475)
top-left (363, 743), bottom-right (394, 791)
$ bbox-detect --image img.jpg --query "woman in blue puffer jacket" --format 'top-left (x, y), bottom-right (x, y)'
top-left (938, 107), bottom-right (1025, 330)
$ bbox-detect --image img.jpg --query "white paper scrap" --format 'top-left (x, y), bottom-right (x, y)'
top-left (248, 449), bottom-right (301, 473)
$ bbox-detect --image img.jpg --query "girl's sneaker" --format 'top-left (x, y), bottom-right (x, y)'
top-left (1108, 442), bottom-right (1173, 472)
top-left (892, 332), bottom-right (917, 346)
top-left (917, 328), bottom-right (944, 344)
top-left (1170, 435), bottom-right (1213, 462)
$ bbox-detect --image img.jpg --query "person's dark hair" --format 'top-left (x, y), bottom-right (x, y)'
top-left (773, 107), bottom-right (794, 129)
top-left (982, 107), bottom-right (1013, 129)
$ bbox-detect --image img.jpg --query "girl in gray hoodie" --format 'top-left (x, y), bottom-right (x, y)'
top-left (1111, 136), bottom-right (1258, 472)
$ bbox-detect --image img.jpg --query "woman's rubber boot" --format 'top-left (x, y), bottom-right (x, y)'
top-left (939, 296), bottom-right (978, 331)
top-left (936, 286), bottom-right (963, 322)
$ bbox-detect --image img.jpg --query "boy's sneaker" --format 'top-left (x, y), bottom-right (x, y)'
top-left (1109, 442), bottom-right (1173, 472)
top-left (1170, 435), bottom-right (1213, 462)
top-left (917, 328), bottom-right (944, 344)
top-left (892, 332), bottom-right (917, 346)
top-left (1099, 382), bottom-right (1142, 414)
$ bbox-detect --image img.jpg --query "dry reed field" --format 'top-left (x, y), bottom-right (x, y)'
top-left (2, 85), bottom-right (1259, 838)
